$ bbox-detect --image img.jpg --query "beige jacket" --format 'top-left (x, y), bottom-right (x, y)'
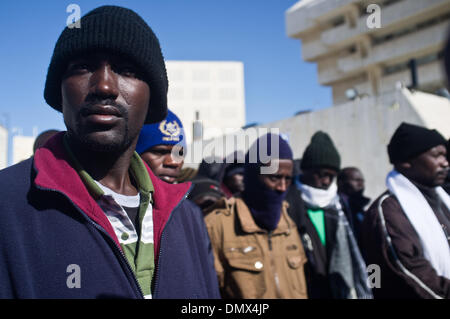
top-left (205, 197), bottom-right (308, 299)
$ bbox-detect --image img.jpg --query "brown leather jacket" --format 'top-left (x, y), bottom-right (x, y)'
top-left (204, 197), bottom-right (308, 299)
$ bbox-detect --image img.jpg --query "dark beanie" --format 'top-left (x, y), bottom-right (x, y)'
top-left (245, 133), bottom-right (293, 165)
top-left (301, 131), bottom-right (341, 171)
top-left (188, 178), bottom-right (224, 201)
top-left (44, 5), bottom-right (168, 124)
top-left (387, 122), bottom-right (447, 164)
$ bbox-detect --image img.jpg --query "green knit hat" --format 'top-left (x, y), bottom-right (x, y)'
top-left (300, 131), bottom-right (341, 171)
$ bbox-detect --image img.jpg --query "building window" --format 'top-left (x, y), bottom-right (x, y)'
top-left (192, 69), bottom-right (210, 82)
top-left (218, 88), bottom-right (237, 100)
top-left (193, 88), bottom-right (211, 100)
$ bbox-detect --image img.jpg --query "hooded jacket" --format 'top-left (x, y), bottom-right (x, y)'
top-left (0, 133), bottom-right (220, 299)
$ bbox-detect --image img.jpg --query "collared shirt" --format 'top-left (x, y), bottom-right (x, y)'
top-left (63, 136), bottom-right (155, 298)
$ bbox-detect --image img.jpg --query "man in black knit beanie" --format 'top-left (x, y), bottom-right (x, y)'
top-left (0, 5), bottom-right (220, 299)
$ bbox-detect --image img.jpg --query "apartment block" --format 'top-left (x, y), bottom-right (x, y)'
top-left (286, 0), bottom-right (450, 105)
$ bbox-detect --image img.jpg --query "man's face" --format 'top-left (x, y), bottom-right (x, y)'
top-left (339, 168), bottom-right (365, 196)
top-left (259, 159), bottom-right (293, 193)
top-left (404, 145), bottom-right (449, 187)
top-left (224, 173), bottom-right (244, 194)
top-left (61, 51), bottom-right (150, 153)
top-left (302, 167), bottom-right (338, 190)
top-left (140, 145), bottom-right (184, 184)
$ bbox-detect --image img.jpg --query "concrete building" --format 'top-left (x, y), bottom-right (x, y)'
top-left (0, 125), bottom-right (7, 170)
top-left (12, 135), bottom-right (35, 165)
top-left (185, 0), bottom-right (450, 199)
top-left (286, 0), bottom-right (450, 105)
top-left (165, 61), bottom-right (246, 144)
top-left (190, 87), bottom-right (450, 199)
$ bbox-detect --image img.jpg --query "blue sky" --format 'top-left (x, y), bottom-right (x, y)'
top-left (0, 0), bottom-right (331, 137)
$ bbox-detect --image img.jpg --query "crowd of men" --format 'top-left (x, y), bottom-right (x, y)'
top-left (0, 5), bottom-right (449, 299)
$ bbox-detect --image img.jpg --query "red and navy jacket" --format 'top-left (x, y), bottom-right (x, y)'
top-left (0, 133), bottom-right (220, 298)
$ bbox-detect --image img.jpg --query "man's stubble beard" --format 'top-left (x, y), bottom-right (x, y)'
top-left (67, 116), bottom-right (138, 156)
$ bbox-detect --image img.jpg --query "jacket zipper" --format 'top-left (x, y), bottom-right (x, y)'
top-left (268, 231), bottom-right (282, 298)
top-left (37, 186), bottom-right (145, 298)
top-left (152, 185), bottom-right (193, 298)
top-left (87, 215), bottom-right (145, 298)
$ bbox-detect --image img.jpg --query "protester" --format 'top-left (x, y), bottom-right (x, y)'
top-left (337, 167), bottom-right (371, 244)
top-left (205, 133), bottom-right (308, 299)
top-left (136, 109), bottom-right (186, 184)
top-left (293, 158), bottom-right (302, 176)
top-left (286, 131), bottom-right (372, 299)
top-left (177, 167), bottom-right (198, 183)
top-left (361, 122), bottom-right (450, 299)
top-left (444, 139), bottom-right (450, 195)
top-left (188, 178), bottom-right (225, 212)
top-left (196, 156), bottom-right (226, 182)
top-left (220, 151), bottom-right (245, 198)
top-left (33, 129), bottom-right (60, 153)
top-left (0, 6), bottom-right (219, 299)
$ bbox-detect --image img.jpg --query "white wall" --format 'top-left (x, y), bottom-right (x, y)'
top-left (187, 88), bottom-right (450, 200)
top-left (12, 135), bottom-right (35, 165)
top-left (166, 61), bottom-right (246, 144)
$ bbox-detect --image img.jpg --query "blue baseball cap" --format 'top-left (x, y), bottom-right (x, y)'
top-left (136, 109), bottom-right (186, 154)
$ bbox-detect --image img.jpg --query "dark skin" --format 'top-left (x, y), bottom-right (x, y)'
top-left (337, 167), bottom-right (365, 196)
top-left (224, 173), bottom-right (244, 194)
top-left (61, 51), bottom-right (150, 195)
top-left (301, 167), bottom-right (338, 190)
top-left (140, 145), bottom-right (184, 184)
top-left (259, 159), bottom-right (293, 193)
top-left (396, 145), bottom-right (449, 187)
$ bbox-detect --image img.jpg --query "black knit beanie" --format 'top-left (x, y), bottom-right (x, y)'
top-left (188, 178), bottom-right (224, 201)
top-left (387, 122), bottom-right (447, 164)
top-left (300, 131), bottom-right (341, 171)
top-left (44, 5), bottom-right (168, 124)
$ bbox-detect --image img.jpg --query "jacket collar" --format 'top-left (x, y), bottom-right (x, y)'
top-left (33, 132), bottom-right (191, 256)
top-left (62, 134), bottom-right (154, 201)
top-left (235, 197), bottom-right (292, 235)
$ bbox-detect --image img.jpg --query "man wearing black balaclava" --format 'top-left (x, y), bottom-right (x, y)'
top-left (205, 133), bottom-right (308, 298)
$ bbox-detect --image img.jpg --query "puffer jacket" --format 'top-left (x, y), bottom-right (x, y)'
top-left (205, 197), bottom-right (308, 299)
